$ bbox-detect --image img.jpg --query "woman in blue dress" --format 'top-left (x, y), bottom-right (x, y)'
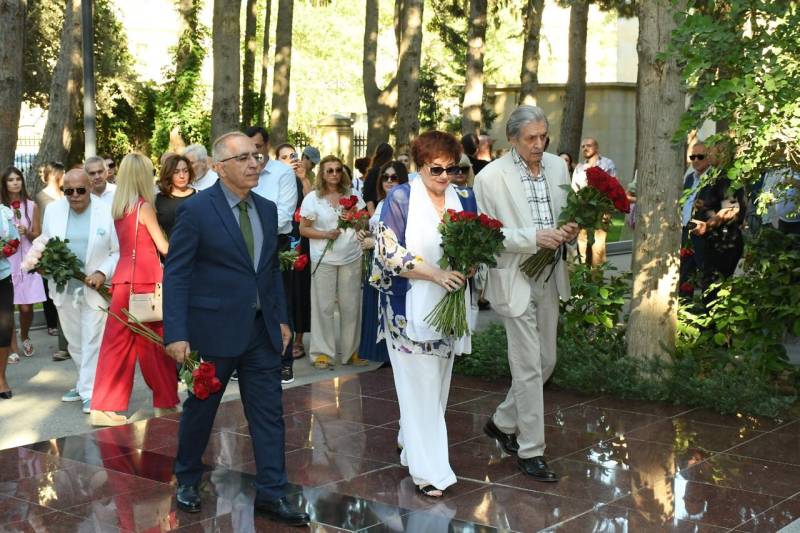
top-left (357, 161), bottom-right (409, 365)
top-left (371, 132), bottom-right (476, 497)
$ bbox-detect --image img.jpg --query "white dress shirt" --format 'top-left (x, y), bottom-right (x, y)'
top-left (252, 159), bottom-right (297, 235)
top-left (92, 182), bottom-right (117, 207)
top-left (193, 169), bottom-right (218, 191)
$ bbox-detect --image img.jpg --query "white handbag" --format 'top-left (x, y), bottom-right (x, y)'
top-left (127, 203), bottom-right (163, 323)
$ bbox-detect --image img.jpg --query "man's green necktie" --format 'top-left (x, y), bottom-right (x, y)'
top-left (237, 201), bottom-right (255, 261)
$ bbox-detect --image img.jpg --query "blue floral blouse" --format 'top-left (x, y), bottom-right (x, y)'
top-left (370, 183), bottom-right (477, 358)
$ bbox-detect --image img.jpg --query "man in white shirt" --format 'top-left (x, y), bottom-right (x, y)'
top-left (85, 156), bottom-right (117, 207)
top-left (571, 137), bottom-right (617, 264)
top-left (184, 144), bottom-right (219, 191)
top-left (245, 126), bottom-right (298, 384)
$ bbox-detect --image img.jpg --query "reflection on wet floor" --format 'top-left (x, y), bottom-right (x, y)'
top-left (1, 368), bottom-right (798, 531)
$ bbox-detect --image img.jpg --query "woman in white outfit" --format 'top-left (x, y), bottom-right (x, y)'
top-left (371, 131), bottom-right (476, 497)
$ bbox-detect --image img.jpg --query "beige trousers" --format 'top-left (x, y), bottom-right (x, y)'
top-left (309, 259), bottom-right (362, 363)
top-left (577, 228), bottom-right (607, 265)
top-left (492, 275), bottom-right (559, 459)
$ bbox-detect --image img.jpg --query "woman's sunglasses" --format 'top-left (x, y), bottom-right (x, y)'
top-left (428, 165), bottom-right (463, 176)
top-left (381, 173), bottom-right (400, 182)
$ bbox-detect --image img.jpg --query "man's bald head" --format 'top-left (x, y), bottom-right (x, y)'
top-left (63, 169), bottom-right (92, 213)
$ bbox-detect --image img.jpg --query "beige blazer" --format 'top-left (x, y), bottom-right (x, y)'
top-left (473, 151), bottom-right (571, 318)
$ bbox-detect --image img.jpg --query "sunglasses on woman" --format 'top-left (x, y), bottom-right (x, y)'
top-left (427, 165), bottom-right (463, 176)
top-left (381, 173), bottom-right (399, 182)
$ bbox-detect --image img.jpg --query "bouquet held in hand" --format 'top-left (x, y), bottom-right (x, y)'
top-left (312, 195), bottom-right (368, 275)
top-left (426, 210), bottom-right (505, 338)
top-left (279, 247), bottom-right (309, 272)
top-left (22, 236), bottom-right (109, 299)
top-left (520, 166), bottom-right (630, 279)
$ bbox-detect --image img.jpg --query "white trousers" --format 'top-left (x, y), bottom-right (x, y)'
top-left (389, 342), bottom-right (457, 490)
top-left (56, 293), bottom-right (108, 401)
top-left (492, 275), bottom-right (559, 459)
top-left (309, 260), bottom-right (362, 363)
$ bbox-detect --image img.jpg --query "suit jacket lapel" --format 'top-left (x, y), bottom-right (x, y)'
top-left (501, 159), bottom-right (535, 226)
top-left (254, 198), bottom-right (271, 273)
top-left (210, 185), bottom-right (253, 268)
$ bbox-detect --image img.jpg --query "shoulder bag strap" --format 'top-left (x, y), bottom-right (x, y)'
top-left (130, 201), bottom-right (141, 295)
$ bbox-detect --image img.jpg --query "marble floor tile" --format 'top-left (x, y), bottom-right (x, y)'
top-left (727, 430), bottom-right (800, 466)
top-left (626, 416), bottom-right (765, 452)
top-left (281, 387), bottom-right (343, 416)
top-left (425, 484), bottom-right (595, 531)
top-left (447, 435), bottom-right (521, 483)
top-left (447, 394), bottom-right (507, 417)
top-left (449, 375), bottom-right (512, 394)
top-left (735, 495), bottom-right (800, 532)
top-left (447, 386), bottom-right (492, 407)
top-left (282, 411), bottom-right (374, 450)
top-left (545, 504), bottom-right (729, 532)
top-left (325, 466), bottom-right (483, 513)
top-left (322, 427), bottom-right (403, 465)
top-left (542, 388), bottom-right (601, 415)
top-left (0, 448), bottom-right (71, 484)
top-left (96, 448), bottom-right (178, 484)
top-left (546, 404), bottom-right (665, 439)
top-left (443, 409), bottom-right (492, 445)
top-left (89, 417), bottom-right (180, 452)
top-left (614, 479), bottom-right (784, 530)
top-left (150, 431), bottom-right (257, 469)
top-left (0, 494), bottom-right (55, 526)
top-left (2, 509), bottom-right (128, 532)
top-left (682, 409), bottom-right (793, 433)
top-left (23, 436), bottom-right (138, 468)
top-left (364, 510), bottom-right (503, 532)
top-left (584, 397), bottom-right (696, 418)
top-left (681, 453), bottom-right (800, 498)
top-left (312, 397), bottom-right (401, 427)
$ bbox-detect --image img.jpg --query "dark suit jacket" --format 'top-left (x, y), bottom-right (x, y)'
top-left (163, 181), bottom-right (287, 356)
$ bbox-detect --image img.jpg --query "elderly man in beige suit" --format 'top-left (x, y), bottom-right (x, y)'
top-left (473, 105), bottom-right (579, 481)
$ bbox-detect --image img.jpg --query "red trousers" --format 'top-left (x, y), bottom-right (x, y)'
top-left (91, 283), bottom-right (179, 411)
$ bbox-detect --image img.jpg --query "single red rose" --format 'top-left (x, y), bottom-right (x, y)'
top-left (209, 377), bottom-right (222, 394)
top-left (679, 248), bottom-right (694, 258)
top-left (489, 218), bottom-right (503, 230)
top-left (193, 381), bottom-right (210, 400)
top-left (293, 254), bottom-right (309, 271)
top-left (2, 245), bottom-right (13, 257)
top-left (478, 213), bottom-right (490, 226)
top-left (293, 208), bottom-right (302, 223)
top-left (679, 282), bottom-right (694, 294)
top-left (10, 200), bottom-right (20, 209)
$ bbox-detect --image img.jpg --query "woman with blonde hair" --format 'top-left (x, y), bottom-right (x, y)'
top-left (90, 152), bottom-right (178, 426)
top-left (299, 155), bottom-right (366, 369)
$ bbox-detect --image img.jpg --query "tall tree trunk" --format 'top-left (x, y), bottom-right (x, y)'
top-left (394, 0), bottom-right (424, 149)
top-left (626, 0), bottom-right (686, 361)
top-left (211, 0), bottom-right (241, 141)
top-left (518, 0), bottom-right (544, 106)
top-left (257, 0), bottom-right (272, 126)
top-left (363, 0), bottom-right (397, 153)
top-left (270, 0), bottom-right (294, 144)
top-left (556, 0), bottom-right (588, 159)
top-left (241, 0), bottom-right (258, 127)
top-left (31, 0), bottom-right (82, 190)
top-left (461, 0), bottom-right (487, 135)
top-left (0, 0), bottom-right (27, 167)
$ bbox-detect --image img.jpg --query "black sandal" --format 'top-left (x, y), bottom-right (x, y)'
top-left (417, 485), bottom-right (443, 497)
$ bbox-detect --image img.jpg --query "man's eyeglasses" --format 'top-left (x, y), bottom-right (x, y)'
top-left (62, 187), bottom-right (88, 196)
top-left (219, 152), bottom-right (265, 164)
top-left (106, 162), bottom-right (115, 169)
top-left (325, 167), bottom-right (343, 174)
top-left (428, 165), bottom-right (463, 176)
top-left (689, 154), bottom-right (706, 161)
top-left (381, 173), bottom-right (399, 182)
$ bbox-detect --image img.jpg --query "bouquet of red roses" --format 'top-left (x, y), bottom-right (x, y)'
top-left (279, 247), bottom-right (309, 271)
top-left (520, 166), bottom-right (630, 278)
top-left (313, 195), bottom-right (367, 275)
top-left (426, 210), bottom-right (505, 338)
top-left (180, 355), bottom-right (222, 400)
top-left (1, 237), bottom-right (20, 258)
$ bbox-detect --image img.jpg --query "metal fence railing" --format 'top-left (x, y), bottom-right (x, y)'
top-left (13, 137), bottom-right (41, 181)
top-left (353, 129), bottom-right (368, 160)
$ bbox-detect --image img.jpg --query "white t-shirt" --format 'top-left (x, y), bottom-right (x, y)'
top-left (193, 169), bottom-right (218, 191)
top-left (300, 188), bottom-right (365, 266)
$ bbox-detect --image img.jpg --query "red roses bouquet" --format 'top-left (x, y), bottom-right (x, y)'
top-left (279, 247), bottom-right (309, 272)
top-left (180, 356), bottom-right (222, 400)
top-left (1, 237), bottom-right (20, 258)
top-left (426, 210), bottom-right (505, 338)
top-left (520, 166), bottom-right (630, 278)
top-left (313, 195), bottom-right (367, 275)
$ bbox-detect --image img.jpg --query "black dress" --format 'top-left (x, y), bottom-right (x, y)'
top-left (155, 190), bottom-right (197, 238)
top-left (290, 178), bottom-right (312, 333)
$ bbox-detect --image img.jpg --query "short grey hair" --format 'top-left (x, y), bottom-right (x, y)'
top-left (211, 132), bottom-right (250, 162)
top-left (183, 143), bottom-right (209, 161)
top-left (83, 155), bottom-right (106, 172)
top-left (506, 105), bottom-right (549, 140)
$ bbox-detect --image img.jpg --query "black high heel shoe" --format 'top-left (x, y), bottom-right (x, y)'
top-left (0, 390), bottom-right (12, 399)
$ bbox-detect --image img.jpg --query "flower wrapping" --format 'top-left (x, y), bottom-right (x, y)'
top-left (425, 210), bottom-right (505, 338)
top-left (520, 166), bottom-right (631, 278)
top-left (22, 236), bottom-right (109, 298)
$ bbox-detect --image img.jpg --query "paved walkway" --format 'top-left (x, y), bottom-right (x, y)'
top-left (1, 368), bottom-right (798, 531)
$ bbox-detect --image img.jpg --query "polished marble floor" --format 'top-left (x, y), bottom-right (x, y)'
top-left (1, 368), bottom-right (798, 532)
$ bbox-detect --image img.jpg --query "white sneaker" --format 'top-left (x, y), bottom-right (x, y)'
top-left (8, 353), bottom-right (19, 364)
top-left (61, 389), bottom-right (81, 402)
top-left (82, 399), bottom-right (91, 414)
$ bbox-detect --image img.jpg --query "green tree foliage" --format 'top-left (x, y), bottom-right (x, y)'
top-left (669, 1), bottom-right (800, 195)
top-left (150, 0), bottom-right (211, 156)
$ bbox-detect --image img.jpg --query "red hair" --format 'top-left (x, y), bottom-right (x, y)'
top-left (411, 131), bottom-right (462, 168)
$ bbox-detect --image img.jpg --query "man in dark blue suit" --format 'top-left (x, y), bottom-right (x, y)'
top-left (163, 131), bottom-right (309, 526)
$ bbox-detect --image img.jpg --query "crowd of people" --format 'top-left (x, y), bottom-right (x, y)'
top-left (0, 103), bottom-right (795, 524)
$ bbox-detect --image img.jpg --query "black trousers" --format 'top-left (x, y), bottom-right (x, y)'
top-left (0, 277), bottom-right (13, 347)
top-left (278, 234), bottom-right (294, 370)
top-left (174, 314), bottom-right (287, 500)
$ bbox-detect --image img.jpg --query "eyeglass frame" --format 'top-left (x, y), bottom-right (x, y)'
top-left (62, 187), bottom-right (89, 196)
top-left (427, 165), bottom-right (464, 176)
top-left (218, 152), bottom-right (265, 164)
top-left (688, 154), bottom-right (706, 161)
